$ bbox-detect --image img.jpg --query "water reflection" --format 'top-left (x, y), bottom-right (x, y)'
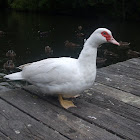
top-left (0, 11), bottom-right (140, 74)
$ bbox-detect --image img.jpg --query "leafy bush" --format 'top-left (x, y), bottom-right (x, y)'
top-left (11, 0), bottom-right (39, 11)
top-left (1, 0), bottom-right (140, 20)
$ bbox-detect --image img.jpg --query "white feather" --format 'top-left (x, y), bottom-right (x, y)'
top-left (4, 72), bottom-right (24, 80)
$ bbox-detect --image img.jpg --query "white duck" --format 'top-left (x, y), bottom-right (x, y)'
top-left (4, 28), bottom-right (120, 109)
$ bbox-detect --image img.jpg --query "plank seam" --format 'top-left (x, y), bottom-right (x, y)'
top-left (99, 67), bottom-right (140, 81)
top-left (119, 63), bottom-right (140, 71)
top-left (84, 92), bottom-right (140, 123)
top-left (97, 82), bottom-right (140, 110)
top-left (0, 130), bottom-right (12, 140)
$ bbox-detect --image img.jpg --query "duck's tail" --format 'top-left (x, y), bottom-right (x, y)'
top-left (4, 72), bottom-right (24, 80)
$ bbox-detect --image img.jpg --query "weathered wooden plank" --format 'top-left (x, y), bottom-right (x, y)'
top-left (0, 99), bottom-right (68, 140)
top-left (129, 58), bottom-right (140, 65)
top-left (24, 86), bottom-right (140, 140)
top-left (119, 59), bottom-right (140, 70)
top-left (0, 89), bottom-right (121, 140)
top-left (103, 63), bottom-right (140, 80)
top-left (83, 83), bottom-right (140, 122)
top-left (96, 70), bottom-right (140, 97)
top-left (0, 132), bottom-right (11, 140)
top-left (71, 99), bottom-right (140, 140)
top-left (92, 82), bottom-right (140, 109)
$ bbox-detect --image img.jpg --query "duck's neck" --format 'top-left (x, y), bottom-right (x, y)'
top-left (78, 42), bottom-right (98, 69)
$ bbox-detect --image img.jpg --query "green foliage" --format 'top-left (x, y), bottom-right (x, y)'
top-left (38, 0), bottom-right (49, 10)
top-left (1, 0), bottom-right (140, 20)
top-left (11, 0), bottom-right (39, 11)
top-left (8, 0), bottom-right (13, 5)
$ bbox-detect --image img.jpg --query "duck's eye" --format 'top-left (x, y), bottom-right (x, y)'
top-left (102, 32), bottom-right (107, 35)
top-left (101, 31), bottom-right (109, 37)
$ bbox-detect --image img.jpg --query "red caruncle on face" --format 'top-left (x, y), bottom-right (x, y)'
top-left (101, 31), bottom-right (111, 41)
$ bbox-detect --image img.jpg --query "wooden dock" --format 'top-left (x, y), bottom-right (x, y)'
top-left (0, 58), bottom-right (140, 140)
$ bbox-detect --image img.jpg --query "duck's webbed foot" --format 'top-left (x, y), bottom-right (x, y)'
top-left (58, 94), bottom-right (76, 109)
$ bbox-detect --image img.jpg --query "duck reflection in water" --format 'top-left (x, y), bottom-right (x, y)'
top-left (45, 46), bottom-right (53, 57)
top-left (64, 40), bottom-right (80, 49)
top-left (3, 60), bottom-right (15, 72)
top-left (6, 50), bottom-right (16, 60)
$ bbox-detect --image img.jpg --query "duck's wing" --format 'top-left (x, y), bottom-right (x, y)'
top-left (22, 58), bottom-right (80, 85)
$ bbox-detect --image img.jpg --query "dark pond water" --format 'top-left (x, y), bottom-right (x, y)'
top-left (0, 11), bottom-right (140, 75)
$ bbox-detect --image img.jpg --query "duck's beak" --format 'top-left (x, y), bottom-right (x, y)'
top-left (108, 37), bottom-right (120, 46)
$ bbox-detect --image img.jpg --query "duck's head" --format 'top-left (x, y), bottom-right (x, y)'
top-left (86, 28), bottom-right (120, 47)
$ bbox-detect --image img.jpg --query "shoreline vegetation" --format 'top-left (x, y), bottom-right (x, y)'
top-left (0, 0), bottom-right (140, 21)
